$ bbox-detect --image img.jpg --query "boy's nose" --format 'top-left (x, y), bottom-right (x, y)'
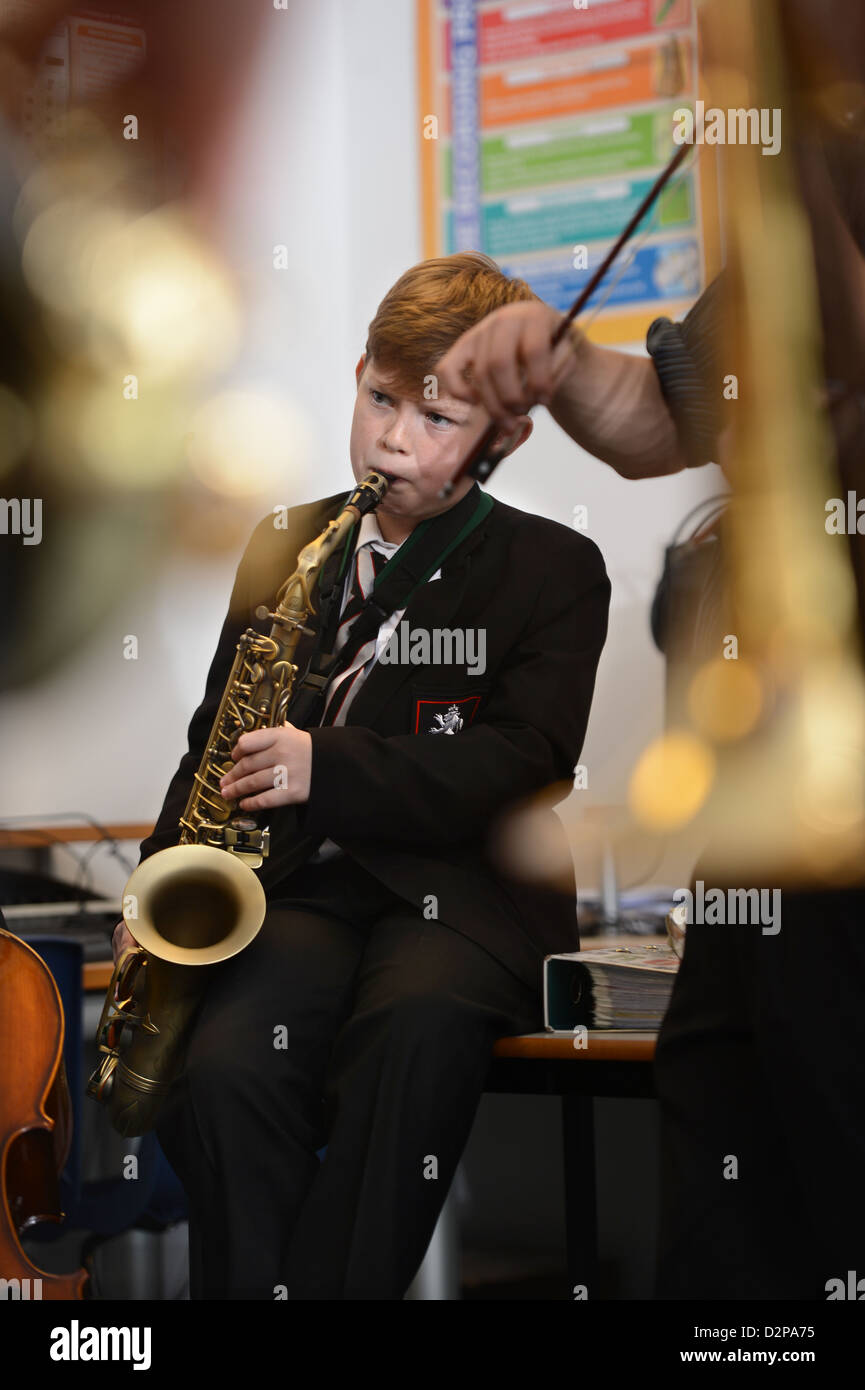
top-left (380, 421), bottom-right (410, 452)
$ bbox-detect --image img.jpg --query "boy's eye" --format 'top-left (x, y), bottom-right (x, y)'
top-left (370, 389), bottom-right (391, 405)
top-left (426, 411), bottom-right (454, 426)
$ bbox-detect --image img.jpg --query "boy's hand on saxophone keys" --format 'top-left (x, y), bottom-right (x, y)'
top-left (219, 723), bottom-right (313, 809)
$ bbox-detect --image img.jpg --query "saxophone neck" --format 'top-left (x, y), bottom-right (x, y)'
top-left (273, 471), bottom-right (390, 627)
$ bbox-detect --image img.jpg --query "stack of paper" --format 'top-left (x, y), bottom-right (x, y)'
top-left (544, 946), bottom-right (680, 1031)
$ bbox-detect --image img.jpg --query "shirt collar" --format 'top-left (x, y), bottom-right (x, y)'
top-left (355, 510), bottom-right (403, 554)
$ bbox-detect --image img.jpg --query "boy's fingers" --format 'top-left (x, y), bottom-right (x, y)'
top-left (233, 723), bottom-right (300, 759)
top-left (224, 748), bottom-right (278, 782)
top-left (228, 768), bottom-right (277, 797)
top-left (232, 727), bottom-right (277, 758)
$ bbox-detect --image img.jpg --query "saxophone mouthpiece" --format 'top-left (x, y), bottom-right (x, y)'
top-left (350, 470), bottom-right (390, 514)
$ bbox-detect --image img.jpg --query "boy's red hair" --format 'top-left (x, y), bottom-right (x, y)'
top-left (364, 251), bottom-right (536, 395)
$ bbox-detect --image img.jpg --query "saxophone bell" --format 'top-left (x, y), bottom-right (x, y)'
top-left (87, 845), bottom-right (266, 1135)
top-left (122, 843), bottom-right (267, 965)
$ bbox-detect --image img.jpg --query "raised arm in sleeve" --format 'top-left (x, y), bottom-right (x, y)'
top-left (646, 273), bottom-right (726, 469)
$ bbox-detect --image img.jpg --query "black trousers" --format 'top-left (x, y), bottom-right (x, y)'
top-left (155, 854), bottom-right (544, 1300)
top-left (654, 887), bottom-right (865, 1300)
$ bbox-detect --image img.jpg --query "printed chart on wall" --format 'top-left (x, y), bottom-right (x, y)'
top-left (417, 0), bottom-right (722, 345)
top-left (0, 3), bottom-right (146, 150)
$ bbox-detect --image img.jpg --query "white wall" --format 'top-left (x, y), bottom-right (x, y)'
top-left (0, 0), bottom-right (720, 900)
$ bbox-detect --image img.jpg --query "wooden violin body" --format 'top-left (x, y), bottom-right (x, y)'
top-left (0, 926), bottom-right (87, 1298)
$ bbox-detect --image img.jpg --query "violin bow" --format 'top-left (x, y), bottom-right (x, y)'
top-left (441, 138), bottom-right (692, 497)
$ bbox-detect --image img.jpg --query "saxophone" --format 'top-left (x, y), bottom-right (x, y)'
top-left (87, 471), bottom-right (390, 1137)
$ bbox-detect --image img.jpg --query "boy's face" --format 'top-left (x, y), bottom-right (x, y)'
top-left (349, 356), bottom-right (529, 535)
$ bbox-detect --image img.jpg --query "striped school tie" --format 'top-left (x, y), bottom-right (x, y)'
top-left (320, 544), bottom-right (389, 727)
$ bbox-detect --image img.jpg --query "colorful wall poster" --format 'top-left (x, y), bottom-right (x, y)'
top-left (418, 0), bottom-right (721, 345)
top-left (67, 9), bottom-right (147, 104)
top-left (2, 5), bottom-right (147, 151)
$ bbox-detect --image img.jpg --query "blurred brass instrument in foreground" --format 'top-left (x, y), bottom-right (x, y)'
top-left (87, 470), bottom-right (390, 1136)
top-left (681, 0), bottom-right (865, 885)
top-left (495, 0), bottom-right (865, 905)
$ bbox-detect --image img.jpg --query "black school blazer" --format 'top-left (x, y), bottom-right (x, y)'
top-left (138, 487), bottom-right (611, 990)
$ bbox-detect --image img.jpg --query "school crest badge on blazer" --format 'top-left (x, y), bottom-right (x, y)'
top-left (414, 693), bottom-right (483, 734)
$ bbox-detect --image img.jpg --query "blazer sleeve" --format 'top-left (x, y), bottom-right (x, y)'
top-left (302, 536), bottom-right (610, 848)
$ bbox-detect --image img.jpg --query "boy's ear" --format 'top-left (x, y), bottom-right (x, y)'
top-left (492, 415), bottom-right (533, 457)
top-left (355, 354), bottom-right (366, 385)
